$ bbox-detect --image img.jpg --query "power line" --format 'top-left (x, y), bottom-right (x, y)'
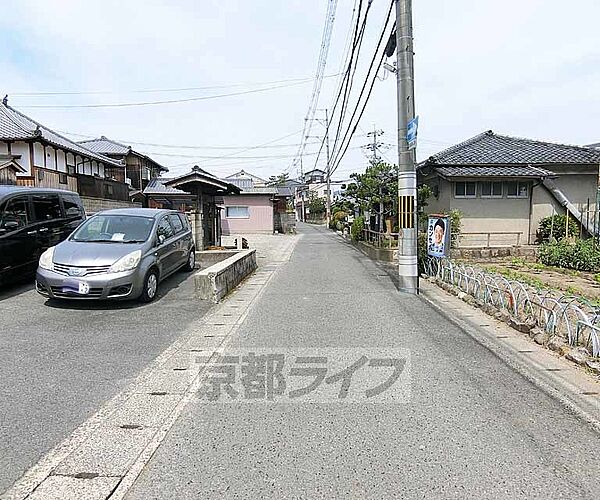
top-left (9, 74), bottom-right (340, 97)
top-left (329, 1), bottom-right (396, 177)
top-left (61, 129), bottom-right (320, 151)
top-left (311, 0), bottom-right (371, 175)
top-left (17, 77), bottom-right (338, 109)
top-left (289, 0), bottom-right (339, 177)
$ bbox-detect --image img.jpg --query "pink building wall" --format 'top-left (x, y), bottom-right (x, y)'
top-left (221, 194), bottom-right (274, 235)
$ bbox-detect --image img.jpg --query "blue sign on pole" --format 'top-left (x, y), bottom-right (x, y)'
top-left (406, 116), bottom-right (419, 150)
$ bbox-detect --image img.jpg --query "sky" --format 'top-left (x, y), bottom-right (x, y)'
top-left (1, 0), bottom-right (599, 181)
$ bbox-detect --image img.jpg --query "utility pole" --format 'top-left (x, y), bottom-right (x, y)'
top-left (325, 108), bottom-right (332, 226)
top-left (306, 109), bottom-right (332, 225)
top-left (395, 0), bottom-right (418, 294)
top-left (365, 126), bottom-right (385, 232)
top-left (365, 126), bottom-right (385, 166)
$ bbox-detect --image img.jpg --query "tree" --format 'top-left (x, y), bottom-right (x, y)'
top-left (307, 192), bottom-right (326, 216)
top-left (268, 172), bottom-right (290, 186)
top-left (341, 162), bottom-right (398, 231)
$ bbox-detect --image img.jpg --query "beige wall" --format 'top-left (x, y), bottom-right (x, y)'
top-left (422, 167), bottom-right (599, 247)
top-left (531, 172), bottom-right (597, 241)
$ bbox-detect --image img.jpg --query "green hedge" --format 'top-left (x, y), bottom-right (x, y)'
top-left (537, 214), bottom-right (579, 243)
top-left (350, 216), bottom-right (365, 241)
top-left (538, 238), bottom-right (600, 272)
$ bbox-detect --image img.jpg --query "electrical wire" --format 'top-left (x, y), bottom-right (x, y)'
top-left (10, 74), bottom-right (340, 97)
top-left (17, 78), bottom-right (336, 109)
top-left (329, 1), bottom-right (396, 177)
top-left (289, 0), bottom-right (339, 176)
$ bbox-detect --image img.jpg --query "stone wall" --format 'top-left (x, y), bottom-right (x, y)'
top-left (81, 196), bottom-right (141, 214)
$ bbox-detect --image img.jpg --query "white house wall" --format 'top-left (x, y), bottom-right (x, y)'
top-left (11, 141), bottom-right (31, 174)
top-left (33, 142), bottom-right (44, 167)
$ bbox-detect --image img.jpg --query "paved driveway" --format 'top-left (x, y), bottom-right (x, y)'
top-left (0, 269), bottom-right (211, 494)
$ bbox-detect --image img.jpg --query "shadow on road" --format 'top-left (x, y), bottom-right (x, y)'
top-left (43, 269), bottom-right (196, 311)
top-left (0, 277), bottom-right (35, 301)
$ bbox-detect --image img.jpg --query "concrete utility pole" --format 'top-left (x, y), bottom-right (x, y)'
top-left (324, 108), bottom-right (332, 226)
top-left (395, 0), bottom-right (418, 294)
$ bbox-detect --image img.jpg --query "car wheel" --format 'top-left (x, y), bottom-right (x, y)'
top-left (139, 269), bottom-right (159, 303)
top-left (182, 248), bottom-right (196, 272)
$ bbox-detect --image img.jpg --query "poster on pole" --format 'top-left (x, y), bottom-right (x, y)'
top-left (427, 215), bottom-right (450, 258)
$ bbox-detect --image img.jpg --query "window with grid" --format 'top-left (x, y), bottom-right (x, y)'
top-left (481, 181), bottom-right (502, 198)
top-left (506, 181), bottom-right (529, 198)
top-left (454, 181), bottom-right (476, 198)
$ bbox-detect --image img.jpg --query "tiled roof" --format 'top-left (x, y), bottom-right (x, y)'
top-left (435, 165), bottom-right (553, 178)
top-left (79, 137), bottom-right (130, 155)
top-left (224, 169), bottom-right (268, 184)
top-left (143, 177), bottom-right (189, 195)
top-left (78, 136), bottom-right (169, 172)
top-left (423, 131), bottom-right (600, 166)
top-left (0, 103), bottom-right (122, 167)
top-left (225, 177), bottom-right (277, 194)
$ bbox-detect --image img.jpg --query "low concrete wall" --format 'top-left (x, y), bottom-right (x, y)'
top-left (196, 249), bottom-right (240, 269)
top-left (449, 246), bottom-right (538, 261)
top-left (194, 249), bottom-right (257, 302)
top-left (356, 241), bottom-right (397, 262)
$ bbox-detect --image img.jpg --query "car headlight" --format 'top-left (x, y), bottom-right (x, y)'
top-left (39, 247), bottom-right (55, 270)
top-left (109, 250), bottom-right (142, 273)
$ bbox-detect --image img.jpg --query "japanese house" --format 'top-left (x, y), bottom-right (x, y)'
top-left (221, 170), bottom-right (296, 234)
top-left (144, 166), bottom-right (240, 248)
top-left (418, 130), bottom-right (600, 247)
top-left (0, 100), bottom-right (132, 213)
top-left (79, 136), bottom-right (169, 196)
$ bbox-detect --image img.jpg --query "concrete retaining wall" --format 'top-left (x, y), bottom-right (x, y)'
top-left (194, 249), bottom-right (257, 302)
top-left (356, 241), bottom-right (397, 262)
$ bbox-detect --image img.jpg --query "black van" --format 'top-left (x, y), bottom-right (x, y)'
top-left (0, 187), bottom-right (85, 285)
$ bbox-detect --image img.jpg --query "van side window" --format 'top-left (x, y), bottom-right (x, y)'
top-left (0, 196), bottom-right (30, 234)
top-left (33, 194), bottom-right (62, 221)
top-left (156, 216), bottom-right (175, 240)
top-left (62, 195), bottom-right (84, 219)
top-left (178, 213), bottom-right (190, 230)
top-left (168, 214), bottom-right (184, 234)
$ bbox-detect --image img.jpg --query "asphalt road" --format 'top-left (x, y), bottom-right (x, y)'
top-left (124, 224), bottom-right (600, 499)
top-left (0, 268), bottom-right (211, 494)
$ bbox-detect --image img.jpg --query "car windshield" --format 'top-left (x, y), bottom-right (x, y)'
top-left (71, 215), bottom-right (155, 243)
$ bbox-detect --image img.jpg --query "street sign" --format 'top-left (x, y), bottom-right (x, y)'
top-left (406, 116), bottom-right (419, 150)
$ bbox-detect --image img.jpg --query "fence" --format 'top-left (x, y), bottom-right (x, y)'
top-left (362, 228), bottom-right (400, 248)
top-left (459, 231), bottom-right (523, 248)
top-left (424, 258), bottom-right (599, 358)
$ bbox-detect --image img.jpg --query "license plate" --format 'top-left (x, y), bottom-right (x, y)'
top-left (63, 280), bottom-right (90, 295)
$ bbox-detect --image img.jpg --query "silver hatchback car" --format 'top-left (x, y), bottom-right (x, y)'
top-left (36, 208), bottom-right (195, 302)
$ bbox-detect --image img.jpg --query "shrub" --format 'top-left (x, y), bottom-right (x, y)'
top-left (537, 214), bottom-right (579, 243)
top-left (538, 238), bottom-right (600, 272)
top-left (417, 232), bottom-right (428, 273)
top-left (350, 215), bottom-right (365, 241)
top-left (329, 210), bottom-right (347, 230)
